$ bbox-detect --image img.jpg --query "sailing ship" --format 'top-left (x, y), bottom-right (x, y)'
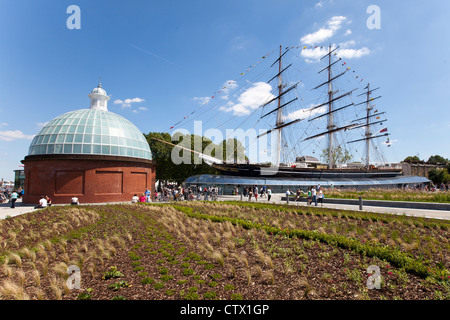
top-left (205, 45), bottom-right (403, 179)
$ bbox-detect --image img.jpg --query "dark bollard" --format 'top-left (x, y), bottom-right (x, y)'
top-left (240, 194), bottom-right (243, 201)
top-left (287, 195), bottom-right (289, 205)
top-left (359, 197), bottom-right (363, 210)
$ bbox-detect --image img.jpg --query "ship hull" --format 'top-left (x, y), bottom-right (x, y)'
top-left (212, 163), bottom-right (402, 179)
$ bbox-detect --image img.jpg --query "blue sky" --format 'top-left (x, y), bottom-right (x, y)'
top-left (0, 0), bottom-right (449, 180)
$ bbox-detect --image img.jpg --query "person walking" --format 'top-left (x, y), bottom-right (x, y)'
top-left (318, 188), bottom-right (324, 206)
top-left (267, 187), bottom-right (272, 202)
top-left (145, 188), bottom-right (152, 202)
top-left (307, 187), bottom-right (312, 205)
top-left (312, 186), bottom-right (317, 206)
top-left (254, 186), bottom-right (258, 202)
top-left (10, 190), bottom-right (18, 208)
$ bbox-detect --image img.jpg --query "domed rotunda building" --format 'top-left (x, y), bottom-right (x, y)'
top-left (22, 82), bottom-right (156, 204)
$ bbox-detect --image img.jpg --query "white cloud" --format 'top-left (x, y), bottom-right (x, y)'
top-left (301, 43), bottom-right (370, 62)
top-left (301, 46), bottom-right (329, 61)
top-left (193, 97), bottom-right (211, 106)
top-left (113, 97), bottom-right (145, 108)
top-left (37, 121), bottom-right (48, 129)
top-left (0, 130), bottom-right (35, 142)
top-left (220, 82), bottom-right (275, 116)
top-left (301, 16), bottom-right (347, 45)
top-left (284, 104), bottom-right (327, 122)
top-left (0, 123), bottom-right (8, 127)
top-left (220, 80), bottom-right (238, 100)
top-left (338, 47), bottom-right (370, 59)
top-left (344, 29), bottom-right (352, 36)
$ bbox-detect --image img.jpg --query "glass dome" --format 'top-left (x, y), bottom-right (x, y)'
top-left (28, 109), bottom-right (152, 160)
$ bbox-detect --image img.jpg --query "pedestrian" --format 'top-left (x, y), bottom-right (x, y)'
top-left (131, 194), bottom-right (139, 203)
top-left (312, 186), bottom-right (317, 206)
top-left (10, 190), bottom-right (18, 208)
top-left (295, 188), bottom-right (302, 202)
top-left (248, 187), bottom-right (253, 201)
top-left (318, 189), bottom-right (324, 206)
top-left (34, 196), bottom-right (47, 209)
top-left (307, 187), bottom-right (312, 205)
top-left (267, 187), bottom-right (272, 201)
top-left (145, 188), bottom-right (152, 202)
top-left (71, 196), bottom-right (79, 205)
top-left (139, 193), bottom-right (146, 203)
top-left (254, 186), bottom-right (258, 202)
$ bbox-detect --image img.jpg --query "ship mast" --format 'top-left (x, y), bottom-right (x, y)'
top-left (347, 85), bottom-right (388, 160)
top-left (365, 83), bottom-right (372, 168)
top-left (327, 45), bottom-right (335, 169)
top-left (275, 45), bottom-right (283, 167)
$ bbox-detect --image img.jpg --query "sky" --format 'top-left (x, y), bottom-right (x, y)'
top-left (1, 0), bottom-right (450, 180)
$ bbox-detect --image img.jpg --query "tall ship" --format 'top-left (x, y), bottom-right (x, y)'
top-left (207, 45), bottom-right (403, 179)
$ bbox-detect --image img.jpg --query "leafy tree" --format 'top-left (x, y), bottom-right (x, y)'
top-left (144, 132), bottom-right (219, 186)
top-left (403, 156), bottom-right (421, 163)
top-left (219, 138), bottom-right (247, 163)
top-left (427, 155), bottom-right (449, 164)
top-left (320, 147), bottom-right (352, 165)
top-left (428, 168), bottom-right (450, 185)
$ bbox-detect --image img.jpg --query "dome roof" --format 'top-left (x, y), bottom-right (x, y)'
top-left (91, 86), bottom-right (107, 95)
top-left (28, 108), bottom-right (152, 160)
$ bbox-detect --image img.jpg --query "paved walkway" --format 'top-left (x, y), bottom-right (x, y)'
top-left (1, 195), bottom-right (450, 221)
top-left (216, 194), bottom-right (450, 221)
top-left (0, 198), bottom-right (37, 219)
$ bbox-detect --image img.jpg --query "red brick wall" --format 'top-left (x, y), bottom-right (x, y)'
top-left (22, 156), bottom-right (156, 205)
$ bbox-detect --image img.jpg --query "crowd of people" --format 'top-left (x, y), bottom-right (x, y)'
top-left (285, 185), bottom-right (325, 206)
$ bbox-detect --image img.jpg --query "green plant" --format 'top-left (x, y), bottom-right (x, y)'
top-left (160, 275), bottom-right (174, 282)
top-left (153, 282), bottom-right (165, 290)
top-left (77, 288), bottom-right (93, 300)
top-left (224, 284), bottom-right (235, 291)
top-left (203, 291), bottom-right (217, 299)
top-left (108, 281), bottom-right (131, 291)
top-left (102, 266), bottom-right (124, 280)
top-left (141, 277), bottom-right (155, 285)
top-left (230, 293), bottom-right (243, 300)
top-left (183, 268), bottom-right (195, 276)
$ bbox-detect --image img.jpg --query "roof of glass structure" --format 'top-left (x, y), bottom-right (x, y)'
top-left (28, 109), bottom-right (152, 160)
top-left (28, 83), bottom-right (152, 160)
top-left (184, 174), bottom-right (430, 187)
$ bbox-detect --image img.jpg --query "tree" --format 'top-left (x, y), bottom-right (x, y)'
top-left (427, 155), bottom-right (449, 165)
top-left (219, 138), bottom-right (247, 163)
top-left (320, 147), bottom-right (352, 165)
top-left (428, 168), bottom-right (450, 185)
top-left (403, 155), bottom-right (421, 163)
top-left (144, 132), bottom-right (219, 186)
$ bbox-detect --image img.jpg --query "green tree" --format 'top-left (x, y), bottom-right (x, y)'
top-left (144, 132), bottom-right (219, 186)
top-left (428, 168), bottom-right (450, 185)
top-left (219, 138), bottom-right (247, 163)
top-left (320, 147), bottom-right (352, 165)
top-left (403, 155), bottom-right (421, 163)
top-left (427, 155), bottom-right (449, 164)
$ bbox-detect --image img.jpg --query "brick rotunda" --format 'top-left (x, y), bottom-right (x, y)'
top-left (22, 82), bottom-right (156, 205)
